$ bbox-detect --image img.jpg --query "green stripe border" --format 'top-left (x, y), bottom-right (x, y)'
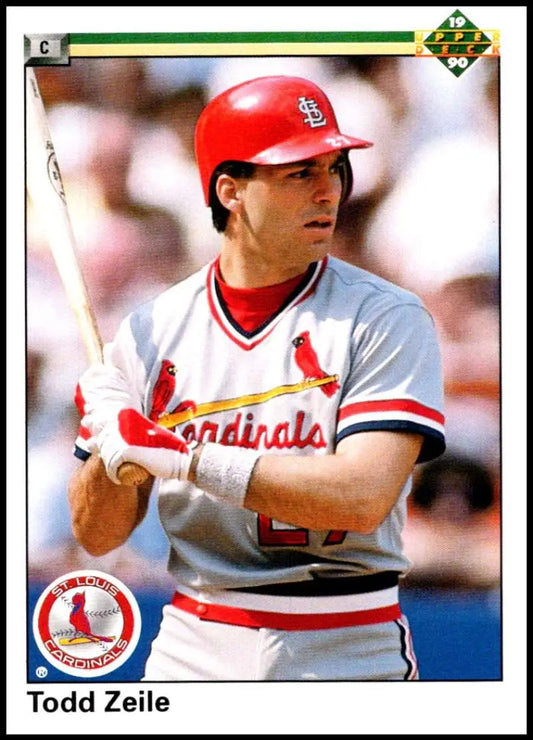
top-left (69, 31), bottom-right (414, 45)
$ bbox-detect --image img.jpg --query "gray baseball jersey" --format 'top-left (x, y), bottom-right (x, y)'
top-left (75, 255), bottom-right (445, 591)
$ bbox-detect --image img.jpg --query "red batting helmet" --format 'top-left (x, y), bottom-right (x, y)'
top-left (194, 75), bottom-right (373, 205)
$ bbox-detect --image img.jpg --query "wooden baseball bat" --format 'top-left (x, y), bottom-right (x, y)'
top-left (25, 67), bottom-right (148, 487)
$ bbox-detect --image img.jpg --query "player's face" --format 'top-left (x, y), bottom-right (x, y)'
top-left (236, 151), bottom-right (344, 263)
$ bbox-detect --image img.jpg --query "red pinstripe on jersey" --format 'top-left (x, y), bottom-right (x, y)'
top-left (396, 614), bottom-right (419, 680)
top-left (337, 398), bottom-right (445, 440)
top-left (338, 399), bottom-right (444, 425)
top-left (336, 398), bottom-right (445, 462)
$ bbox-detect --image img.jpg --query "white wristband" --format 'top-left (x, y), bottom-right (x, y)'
top-left (195, 443), bottom-right (261, 507)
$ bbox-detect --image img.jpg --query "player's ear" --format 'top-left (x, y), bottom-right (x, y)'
top-left (215, 174), bottom-right (245, 214)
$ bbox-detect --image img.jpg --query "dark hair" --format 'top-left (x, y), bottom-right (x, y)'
top-left (208, 161), bottom-right (257, 233)
top-left (208, 153), bottom-right (353, 233)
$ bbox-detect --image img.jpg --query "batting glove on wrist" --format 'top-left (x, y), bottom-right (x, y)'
top-left (97, 408), bottom-right (194, 484)
top-left (74, 362), bottom-right (138, 453)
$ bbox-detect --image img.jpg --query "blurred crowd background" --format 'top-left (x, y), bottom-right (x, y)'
top-left (26, 55), bottom-right (500, 598)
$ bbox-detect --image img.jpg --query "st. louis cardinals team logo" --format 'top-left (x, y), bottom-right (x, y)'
top-left (151, 331), bottom-right (339, 434)
top-left (150, 331), bottom-right (340, 440)
top-left (298, 95), bottom-right (327, 128)
top-left (32, 570), bottom-right (141, 678)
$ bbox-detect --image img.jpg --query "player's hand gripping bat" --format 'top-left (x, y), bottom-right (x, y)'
top-left (25, 67), bottom-right (149, 486)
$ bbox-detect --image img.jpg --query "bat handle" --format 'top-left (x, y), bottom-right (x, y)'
top-left (117, 462), bottom-right (150, 487)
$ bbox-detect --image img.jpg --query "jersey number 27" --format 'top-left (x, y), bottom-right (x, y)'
top-left (257, 515), bottom-right (347, 546)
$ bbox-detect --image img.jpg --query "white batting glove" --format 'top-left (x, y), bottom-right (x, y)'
top-left (96, 408), bottom-right (194, 484)
top-left (74, 363), bottom-right (138, 454)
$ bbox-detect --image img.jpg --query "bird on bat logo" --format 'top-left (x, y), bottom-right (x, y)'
top-left (150, 359), bottom-right (197, 426)
top-left (292, 331), bottom-right (340, 397)
top-left (69, 591), bottom-right (114, 643)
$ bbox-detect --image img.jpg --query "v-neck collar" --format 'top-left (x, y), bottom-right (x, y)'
top-left (206, 256), bottom-right (328, 351)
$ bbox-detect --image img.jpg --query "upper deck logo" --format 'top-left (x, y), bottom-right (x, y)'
top-left (32, 570), bottom-right (141, 678)
top-left (416, 9), bottom-right (496, 77)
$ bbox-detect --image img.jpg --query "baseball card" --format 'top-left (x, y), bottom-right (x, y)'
top-left (7, 5), bottom-right (526, 735)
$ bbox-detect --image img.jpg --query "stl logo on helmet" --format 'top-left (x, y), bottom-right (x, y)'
top-left (298, 96), bottom-right (327, 128)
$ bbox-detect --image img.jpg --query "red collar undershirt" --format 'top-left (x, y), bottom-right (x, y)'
top-left (214, 258), bottom-right (308, 334)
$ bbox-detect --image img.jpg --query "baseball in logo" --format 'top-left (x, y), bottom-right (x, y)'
top-left (32, 570), bottom-right (141, 678)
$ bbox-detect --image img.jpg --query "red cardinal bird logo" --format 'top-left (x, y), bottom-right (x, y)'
top-left (150, 360), bottom-right (196, 426)
top-left (69, 592), bottom-right (113, 643)
top-left (292, 331), bottom-right (340, 397)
